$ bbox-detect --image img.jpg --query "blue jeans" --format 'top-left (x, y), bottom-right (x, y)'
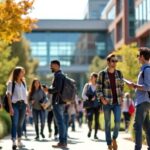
top-left (53, 104), bottom-right (67, 144)
top-left (32, 109), bottom-right (45, 136)
top-left (134, 102), bottom-right (150, 150)
top-left (103, 104), bottom-right (121, 145)
top-left (11, 101), bottom-right (26, 140)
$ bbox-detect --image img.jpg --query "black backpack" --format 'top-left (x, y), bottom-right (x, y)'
top-left (61, 75), bottom-right (76, 103)
top-left (142, 66), bottom-right (150, 98)
top-left (3, 81), bottom-right (25, 112)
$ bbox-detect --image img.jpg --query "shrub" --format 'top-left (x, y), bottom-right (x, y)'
top-left (0, 109), bottom-right (11, 139)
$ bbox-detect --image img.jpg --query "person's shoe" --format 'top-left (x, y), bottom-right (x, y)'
top-left (112, 139), bottom-right (118, 150)
top-left (94, 135), bottom-right (98, 139)
top-left (52, 143), bottom-right (67, 148)
top-left (87, 131), bottom-right (91, 137)
top-left (35, 136), bottom-right (39, 140)
top-left (108, 145), bottom-right (112, 150)
top-left (40, 132), bottom-right (45, 138)
top-left (12, 145), bottom-right (17, 150)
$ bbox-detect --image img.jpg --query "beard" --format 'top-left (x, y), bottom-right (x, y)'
top-left (51, 68), bottom-right (55, 72)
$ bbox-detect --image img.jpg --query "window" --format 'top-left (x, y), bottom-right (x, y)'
top-left (108, 6), bottom-right (115, 20)
top-left (117, 20), bottom-right (122, 42)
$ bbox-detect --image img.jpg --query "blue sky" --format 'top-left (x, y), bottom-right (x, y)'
top-left (29, 0), bottom-right (88, 19)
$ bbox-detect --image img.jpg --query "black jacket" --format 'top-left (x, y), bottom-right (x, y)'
top-left (48, 70), bottom-right (65, 105)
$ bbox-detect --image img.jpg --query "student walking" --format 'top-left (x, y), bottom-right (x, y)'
top-left (82, 72), bottom-right (100, 139)
top-left (96, 54), bottom-right (124, 150)
top-left (6, 66), bottom-right (28, 150)
top-left (126, 47), bottom-right (150, 150)
top-left (122, 92), bottom-right (134, 133)
top-left (28, 79), bottom-right (47, 140)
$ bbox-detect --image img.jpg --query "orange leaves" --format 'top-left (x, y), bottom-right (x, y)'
top-left (0, 0), bottom-right (37, 43)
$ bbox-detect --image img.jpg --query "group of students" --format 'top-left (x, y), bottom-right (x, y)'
top-left (2, 47), bottom-right (150, 150)
top-left (82, 47), bottom-right (150, 150)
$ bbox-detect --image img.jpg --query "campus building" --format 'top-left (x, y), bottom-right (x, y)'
top-left (25, 0), bottom-right (150, 91)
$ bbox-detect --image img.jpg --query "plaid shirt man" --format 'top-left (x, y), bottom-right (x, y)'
top-left (96, 67), bottom-right (124, 105)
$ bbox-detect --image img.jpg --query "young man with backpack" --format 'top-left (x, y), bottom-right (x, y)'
top-left (96, 54), bottom-right (124, 150)
top-left (126, 47), bottom-right (150, 150)
top-left (48, 60), bottom-right (67, 148)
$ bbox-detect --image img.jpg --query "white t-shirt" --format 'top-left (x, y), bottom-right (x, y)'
top-left (6, 81), bottom-right (27, 104)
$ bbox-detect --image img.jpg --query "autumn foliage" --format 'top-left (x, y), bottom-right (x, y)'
top-left (0, 0), bottom-right (37, 43)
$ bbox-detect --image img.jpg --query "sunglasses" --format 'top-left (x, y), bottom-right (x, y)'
top-left (110, 59), bottom-right (118, 63)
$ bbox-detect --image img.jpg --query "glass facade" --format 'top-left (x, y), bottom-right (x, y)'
top-left (135, 0), bottom-right (150, 29)
top-left (116, 0), bottom-right (122, 15)
top-left (128, 0), bottom-right (135, 37)
top-left (25, 31), bottom-right (107, 67)
top-left (107, 5), bottom-right (115, 20)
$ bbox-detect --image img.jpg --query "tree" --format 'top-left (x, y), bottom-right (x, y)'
top-left (88, 56), bottom-right (107, 75)
top-left (0, 0), bottom-right (37, 43)
top-left (113, 43), bottom-right (140, 92)
top-left (0, 42), bottom-right (18, 95)
top-left (11, 36), bottom-right (38, 88)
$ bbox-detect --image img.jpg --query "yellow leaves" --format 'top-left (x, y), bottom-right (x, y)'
top-left (0, 0), bottom-right (37, 43)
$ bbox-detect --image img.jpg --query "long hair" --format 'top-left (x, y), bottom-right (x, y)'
top-left (28, 78), bottom-right (42, 100)
top-left (7, 66), bottom-right (25, 84)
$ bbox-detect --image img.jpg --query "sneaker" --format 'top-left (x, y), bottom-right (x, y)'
top-left (35, 136), bottom-right (39, 140)
top-left (112, 139), bottom-right (118, 150)
top-left (87, 131), bottom-right (91, 138)
top-left (54, 135), bottom-right (58, 141)
top-left (12, 140), bottom-right (17, 150)
top-left (94, 135), bottom-right (98, 139)
top-left (12, 145), bottom-right (17, 150)
top-left (52, 143), bottom-right (67, 148)
top-left (40, 133), bottom-right (45, 138)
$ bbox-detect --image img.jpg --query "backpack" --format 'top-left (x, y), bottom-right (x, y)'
top-left (142, 66), bottom-right (150, 98)
top-left (3, 81), bottom-right (25, 112)
top-left (61, 75), bottom-right (76, 103)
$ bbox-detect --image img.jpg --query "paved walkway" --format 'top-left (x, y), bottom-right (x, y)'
top-left (0, 123), bottom-right (148, 150)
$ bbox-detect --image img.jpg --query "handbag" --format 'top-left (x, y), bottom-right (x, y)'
top-left (83, 100), bottom-right (94, 109)
top-left (128, 103), bottom-right (135, 115)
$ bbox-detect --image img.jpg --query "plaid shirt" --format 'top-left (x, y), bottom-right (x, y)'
top-left (96, 68), bottom-right (124, 105)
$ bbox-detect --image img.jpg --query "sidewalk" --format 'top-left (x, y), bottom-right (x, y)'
top-left (0, 123), bottom-right (148, 150)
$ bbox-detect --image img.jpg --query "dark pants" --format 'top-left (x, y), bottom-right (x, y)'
top-left (47, 110), bottom-right (58, 136)
top-left (134, 102), bottom-right (150, 150)
top-left (123, 112), bottom-right (131, 130)
top-left (86, 107), bottom-right (100, 136)
top-left (32, 109), bottom-right (45, 137)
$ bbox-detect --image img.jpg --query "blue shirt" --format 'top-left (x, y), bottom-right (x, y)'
top-left (135, 64), bottom-right (150, 106)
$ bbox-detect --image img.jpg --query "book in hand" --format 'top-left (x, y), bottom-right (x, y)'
top-left (123, 78), bottom-right (133, 85)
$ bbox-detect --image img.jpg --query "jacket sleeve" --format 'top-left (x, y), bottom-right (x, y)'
top-left (96, 71), bottom-right (104, 98)
top-left (48, 74), bottom-right (64, 94)
top-left (82, 83), bottom-right (89, 100)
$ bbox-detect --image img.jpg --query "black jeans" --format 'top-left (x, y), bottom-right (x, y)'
top-left (86, 107), bottom-right (100, 136)
top-left (47, 110), bottom-right (58, 136)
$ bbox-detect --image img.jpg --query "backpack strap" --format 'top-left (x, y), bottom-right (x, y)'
top-left (141, 66), bottom-right (150, 98)
top-left (12, 81), bottom-right (15, 96)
